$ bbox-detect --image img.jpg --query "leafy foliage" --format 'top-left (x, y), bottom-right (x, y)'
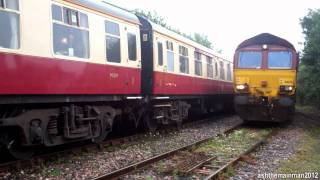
top-left (133, 9), bottom-right (214, 50)
top-left (298, 9), bottom-right (320, 107)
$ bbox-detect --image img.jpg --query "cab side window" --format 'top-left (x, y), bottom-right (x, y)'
top-left (0, 0), bottom-right (20, 49)
top-left (52, 4), bottom-right (90, 59)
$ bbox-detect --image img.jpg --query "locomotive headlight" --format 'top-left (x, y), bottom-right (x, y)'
top-left (236, 85), bottom-right (246, 90)
top-left (236, 84), bottom-right (249, 91)
top-left (280, 85), bottom-right (294, 92)
top-left (262, 44), bottom-right (268, 49)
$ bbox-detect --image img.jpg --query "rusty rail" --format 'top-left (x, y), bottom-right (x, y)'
top-left (203, 129), bottom-right (278, 180)
top-left (92, 122), bottom-right (242, 180)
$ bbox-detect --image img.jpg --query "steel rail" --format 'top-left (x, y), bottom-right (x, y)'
top-left (185, 156), bottom-right (217, 173)
top-left (295, 111), bottom-right (320, 125)
top-left (92, 122), bottom-right (242, 180)
top-left (204, 129), bottom-right (278, 180)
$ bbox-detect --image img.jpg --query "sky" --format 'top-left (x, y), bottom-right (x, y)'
top-left (107, 0), bottom-right (320, 60)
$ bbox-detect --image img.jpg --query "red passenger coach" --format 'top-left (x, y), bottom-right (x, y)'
top-left (138, 18), bottom-right (234, 131)
top-left (0, 53), bottom-right (141, 95)
top-left (0, 0), bottom-right (233, 159)
top-left (139, 19), bottom-right (233, 96)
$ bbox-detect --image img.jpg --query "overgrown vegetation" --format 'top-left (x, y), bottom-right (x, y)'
top-left (297, 9), bottom-right (320, 108)
top-left (48, 168), bottom-right (61, 177)
top-left (133, 9), bottom-right (215, 50)
top-left (278, 109), bottom-right (320, 174)
top-left (279, 128), bottom-right (320, 173)
top-left (196, 128), bottom-right (271, 156)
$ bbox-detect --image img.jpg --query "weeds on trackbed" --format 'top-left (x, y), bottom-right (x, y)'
top-left (277, 106), bottom-right (320, 174)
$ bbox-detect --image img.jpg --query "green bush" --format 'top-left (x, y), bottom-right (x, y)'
top-left (298, 9), bottom-right (320, 108)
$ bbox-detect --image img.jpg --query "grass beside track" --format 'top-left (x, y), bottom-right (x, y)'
top-left (278, 106), bottom-right (320, 176)
top-left (196, 128), bottom-right (271, 179)
top-left (196, 128), bottom-right (271, 155)
top-left (142, 127), bottom-right (272, 179)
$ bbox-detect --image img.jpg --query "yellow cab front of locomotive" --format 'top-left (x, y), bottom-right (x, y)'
top-left (233, 44), bottom-right (297, 107)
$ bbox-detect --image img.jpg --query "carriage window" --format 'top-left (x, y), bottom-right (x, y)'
top-left (79, 13), bottom-right (88, 28)
top-left (268, 51), bottom-right (292, 69)
top-left (63, 8), bottom-right (69, 24)
top-left (54, 5), bottom-right (88, 28)
top-left (53, 24), bottom-right (90, 58)
top-left (0, 3), bottom-right (20, 49)
top-left (70, 11), bottom-right (78, 26)
top-left (167, 51), bottom-right (174, 72)
top-left (194, 52), bottom-right (202, 76)
top-left (105, 20), bottom-right (120, 36)
top-left (127, 33), bottom-right (136, 61)
top-left (63, 7), bottom-right (79, 26)
top-left (0, 0), bottom-right (3, 8)
top-left (219, 61), bottom-right (225, 80)
top-left (157, 42), bottom-right (163, 66)
top-left (166, 41), bottom-right (174, 51)
top-left (238, 51), bottom-right (262, 68)
top-left (5, 0), bottom-right (19, 10)
top-left (52, 6), bottom-right (90, 58)
top-left (206, 56), bottom-right (213, 78)
top-left (52, 4), bottom-right (62, 21)
top-left (179, 45), bottom-right (189, 74)
top-left (227, 63), bottom-right (232, 81)
top-left (166, 41), bottom-right (174, 72)
top-left (215, 61), bottom-right (218, 77)
top-left (106, 36), bottom-right (121, 62)
top-left (105, 20), bottom-right (121, 63)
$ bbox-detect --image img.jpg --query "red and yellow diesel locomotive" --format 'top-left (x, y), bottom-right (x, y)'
top-left (0, 0), bottom-right (233, 158)
top-left (233, 33), bottom-right (298, 122)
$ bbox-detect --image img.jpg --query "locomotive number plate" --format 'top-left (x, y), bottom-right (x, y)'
top-left (279, 78), bottom-right (293, 85)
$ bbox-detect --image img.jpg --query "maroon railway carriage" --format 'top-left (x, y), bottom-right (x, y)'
top-left (0, 0), bottom-right (233, 159)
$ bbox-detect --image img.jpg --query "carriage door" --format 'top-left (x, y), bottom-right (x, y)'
top-left (154, 37), bottom-right (165, 93)
top-left (125, 27), bottom-right (140, 91)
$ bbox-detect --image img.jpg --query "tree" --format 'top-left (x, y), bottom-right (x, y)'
top-left (298, 9), bottom-right (320, 108)
top-left (194, 33), bottom-right (212, 49)
top-left (134, 9), bottom-right (214, 49)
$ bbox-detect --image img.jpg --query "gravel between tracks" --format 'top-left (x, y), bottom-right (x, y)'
top-left (0, 115), bottom-right (241, 180)
top-left (231, 119), bottom-right (304, 180)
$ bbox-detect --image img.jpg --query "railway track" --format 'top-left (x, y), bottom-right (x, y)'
top-left (92, 122), bottom-right (243, 180)
top-left (0, 114), bottom-right (232, 173)
top-left (295, 111), bottom-right (320, 125)
top-left (94, 125), bottom-right (277, 180)
top-left (198, 129), bottom-right (277, 179)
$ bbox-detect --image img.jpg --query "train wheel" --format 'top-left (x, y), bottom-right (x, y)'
top-left (93, 113), bottom-right (113, 143)
top-left (0, 132), bottom-right (34, 159)
top-left (7, 139), bottom-right (34, 160)
top-left (144, 113), bottom-right (158, 132)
